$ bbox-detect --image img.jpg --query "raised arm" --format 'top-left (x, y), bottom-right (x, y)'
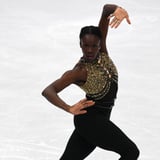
top-left (98, 4), bottom-right (117, 53)
top-left (98, 4), bottom-right (131, 54)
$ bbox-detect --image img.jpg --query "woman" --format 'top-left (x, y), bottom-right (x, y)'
top-left (42, 4), bottom-right (140, 160)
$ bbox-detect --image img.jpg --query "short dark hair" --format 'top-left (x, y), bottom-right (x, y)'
top-left (79, 26), bottom-right (102, 40)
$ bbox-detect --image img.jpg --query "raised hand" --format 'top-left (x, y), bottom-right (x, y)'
top-left (69, 99), bottom-right (95, 115)
top-left (108, 7), bottom-right (131, 28)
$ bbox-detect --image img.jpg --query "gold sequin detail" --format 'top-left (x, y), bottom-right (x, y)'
top-left (79, 52), bottom-right (118, 100)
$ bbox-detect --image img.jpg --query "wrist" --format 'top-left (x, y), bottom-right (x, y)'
top-left (67, 107), bottom-right (75, 115)
top-left (103, 4), bottom-right (118, 17)
top-left (64, 104), bottom-right (71, 113)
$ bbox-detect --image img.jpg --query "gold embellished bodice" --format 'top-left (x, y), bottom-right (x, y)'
top-left (79, 52), bottom-right (118, 100)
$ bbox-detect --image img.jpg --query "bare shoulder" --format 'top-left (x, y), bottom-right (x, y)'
top-left (73, 60), bottom-right (86, 72)
top-left (59, 61), bottom-right (86, 83)
top-left (44, 61), bottom-right (87, 93)
top-left (72, 61), bottom-right (87, 85)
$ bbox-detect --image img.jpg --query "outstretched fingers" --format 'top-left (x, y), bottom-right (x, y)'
top-left (126, 16), bottom-right (131, 24)
top-left (109, 7), bottom-right (131, 28)
top-left (109, 17), bottom-right (122, 28)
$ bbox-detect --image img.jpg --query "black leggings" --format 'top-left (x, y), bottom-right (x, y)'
top-left (60, 107), bottom-right (140, 160)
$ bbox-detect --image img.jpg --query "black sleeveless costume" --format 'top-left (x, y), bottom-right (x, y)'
top-left (60, 53), bottom-right (139, 160)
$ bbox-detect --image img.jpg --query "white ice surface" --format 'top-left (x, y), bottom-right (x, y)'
top-left (0, 0), bottom-right (160, 159)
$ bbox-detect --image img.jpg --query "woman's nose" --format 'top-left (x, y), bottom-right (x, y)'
top-left (87, 47), bottom-right (93, 53)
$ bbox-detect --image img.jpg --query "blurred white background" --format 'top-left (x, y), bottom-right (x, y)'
top-left (0, 0), bottom-right (160, 159)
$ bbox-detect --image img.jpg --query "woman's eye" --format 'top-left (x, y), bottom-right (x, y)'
top-left (83, 45), bottom-right (89, 48)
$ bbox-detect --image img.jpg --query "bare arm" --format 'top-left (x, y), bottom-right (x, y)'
top-left (98, 4), bottom-right (118, 53)
top-left (98, 4), bottom-right (131, 54)
top-left (42, 69), bottom-right (95, 115)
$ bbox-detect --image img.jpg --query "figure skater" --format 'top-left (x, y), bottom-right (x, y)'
top-left (42, 4), bottom-right (140, 160)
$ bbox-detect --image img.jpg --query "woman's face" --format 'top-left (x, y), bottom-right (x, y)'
top-left (80, 34), bottom-right (100, 62)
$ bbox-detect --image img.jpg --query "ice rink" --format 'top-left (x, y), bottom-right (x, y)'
top-left (0, 0), bottom-right (160, 159)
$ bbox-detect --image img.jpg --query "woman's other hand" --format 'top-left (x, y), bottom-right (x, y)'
top-left (108, 7), bottom-right (131, 28)
top-left (68, 99), bottom-right (95, 115)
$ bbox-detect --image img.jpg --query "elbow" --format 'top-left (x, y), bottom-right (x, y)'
top-left (41, 88), bottom-right (47, 97)
top-left (41, 85), bottom-right (57, 98)
top-left (103, 4), bottom-right (111, 10)
top-left (103, 4), bottom-right (109, 8)
top-left (41, 87), bottom-right (50, 98)
top-left (103, 4), bottom-right (118, 13)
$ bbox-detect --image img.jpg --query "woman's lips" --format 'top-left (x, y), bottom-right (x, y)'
top-left (86, 55), bottom-right (94, 59)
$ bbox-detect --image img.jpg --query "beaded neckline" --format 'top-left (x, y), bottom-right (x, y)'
top-left (80, 53), bottom-right (100, 64)
top-left (79, 52), bottom-right (118, 100)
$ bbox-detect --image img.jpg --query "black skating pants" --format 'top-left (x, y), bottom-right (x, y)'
top-left (60, 107), bottom-right (140, 160)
